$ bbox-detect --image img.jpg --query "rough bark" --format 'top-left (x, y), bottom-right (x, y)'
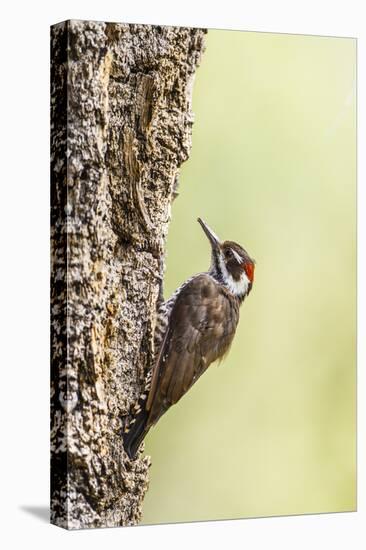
top-left (50, 20), bottom-right (205, 530)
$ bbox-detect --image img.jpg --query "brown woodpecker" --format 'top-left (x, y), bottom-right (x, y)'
top-left (123, 218), bottom-right (255, 459)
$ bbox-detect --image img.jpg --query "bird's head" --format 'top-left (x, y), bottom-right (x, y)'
top-left (198, 217), bottom-right (255, 300)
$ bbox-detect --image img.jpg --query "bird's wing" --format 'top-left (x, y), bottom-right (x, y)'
top-left (146, 273), bottom-right (240, 427)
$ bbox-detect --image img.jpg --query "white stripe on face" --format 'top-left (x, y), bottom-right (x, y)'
top-left (218, 253), bottom-right (250, 298)
top-left (231, 248), bottom-right (243, 264)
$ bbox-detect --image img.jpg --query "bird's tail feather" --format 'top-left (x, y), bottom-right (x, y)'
top-left (123, 408), bottom-right (150, 460)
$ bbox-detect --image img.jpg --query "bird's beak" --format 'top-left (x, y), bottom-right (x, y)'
top-left (197, 218), bottom-right (221, 252)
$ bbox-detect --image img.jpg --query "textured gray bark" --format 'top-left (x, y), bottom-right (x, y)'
top-left (50, 19), bottom-right (205, 529)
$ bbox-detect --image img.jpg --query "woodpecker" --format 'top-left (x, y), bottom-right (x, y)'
top-left (123, 218), bottom-right (255, 459)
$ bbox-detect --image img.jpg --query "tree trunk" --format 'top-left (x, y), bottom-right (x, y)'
top-left (50, 19), bottom-right (206, 530)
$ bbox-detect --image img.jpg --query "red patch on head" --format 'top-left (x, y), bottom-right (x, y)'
top-left (244, 262), bottom-right (255, 283)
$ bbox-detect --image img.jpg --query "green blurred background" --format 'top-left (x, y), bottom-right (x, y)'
top-left (142, 30), bottom-right (356, 524)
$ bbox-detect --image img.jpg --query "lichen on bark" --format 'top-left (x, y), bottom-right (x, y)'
top-left (50, 19), bottom-right (205, 529)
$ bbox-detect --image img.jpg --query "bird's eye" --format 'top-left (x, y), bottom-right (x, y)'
top-left (224, 249), bottom-right (232, 259)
